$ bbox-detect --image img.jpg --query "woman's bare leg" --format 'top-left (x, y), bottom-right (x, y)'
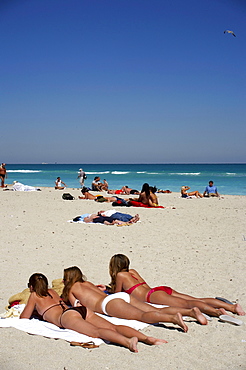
top-left (171, 291), bottom-right (245, 315)
top-left (129, 296), bottom-right (207, 324)
top-left (106, 299), bottom-right (188, 332)
top-left (61, 311), bottom-right (138, 352)
top-left (143, 291), bottom-right (231, 317)
top-left (188, 191), bottom-right (202, 198)
top-left (87, 311), bottom-right (167, 344)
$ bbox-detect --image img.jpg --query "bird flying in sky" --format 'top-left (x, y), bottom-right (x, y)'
top-left (224, 30), bottom-right (236, 37)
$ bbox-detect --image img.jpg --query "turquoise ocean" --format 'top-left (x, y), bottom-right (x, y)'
top-left (5, 163), bottom-right (246, 196)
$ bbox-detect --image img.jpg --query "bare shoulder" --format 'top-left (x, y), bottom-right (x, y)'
top-left (82, 281), bottom-right (96, 289)
top-left (129, 269), bottom-right (142, 279)
top-left (129, 268), bottom-right (138, 274)
top-left (117, 271), bottom-right (129, 278)
top-left (48, 288), bottom-right (60, 298)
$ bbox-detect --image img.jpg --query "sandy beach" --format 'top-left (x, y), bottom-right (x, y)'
top-left (0, 187), bottom-right (245, 370)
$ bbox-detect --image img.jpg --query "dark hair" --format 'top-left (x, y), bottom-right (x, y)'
top-left (149, 186), bottom-right (157, 193)
top-left (209, 180), bottom-right (214, 184)
top-left (109, 254), bottom-right (130, 293)
top-left (28, 273), bottom-right (50, 297)
top-left (141, 183), bottom-right (150, 197)
top-left (81, 186), bottom-right (88, 194)
top-left (62, 266), bottom-right (85, 303)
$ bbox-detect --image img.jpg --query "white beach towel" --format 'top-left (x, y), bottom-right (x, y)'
top-left (13, 182), bottom-right (39, 191)
top-left (0, 306), bottom-right (148, 346)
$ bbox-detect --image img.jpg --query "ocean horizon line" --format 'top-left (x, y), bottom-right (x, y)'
top-left (5, 162), bottom-right (246, 165)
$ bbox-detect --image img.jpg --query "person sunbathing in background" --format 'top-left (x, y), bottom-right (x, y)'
top-left (130, 183), bottom-right (158, 207)
top-left (73, 211), bottom-right (139, 225)
top-left (107, 186), bottom-right (139, 195)
top-left (78, 187), bottom-right (126, 203)
top-left (20, 273), bottom-right (167, 352)
top-left (181, 186), bottom-right (203, 198)
top-left (62, 266), bottom-right (210, 330)
top-left (157, 189), bottom-right (172, 193)
top-left (108, 254), bottom-right (245, 318)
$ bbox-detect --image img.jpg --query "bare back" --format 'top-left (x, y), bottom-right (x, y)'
top-left (20, 289), bottom-right (69, 327)
top-left (115, 269), bottom-right (151, 301)
top-left (138, 192), bottom-right (156, 206)
top-left (69, 281), bottom-right (107, 314)
top-left (85, 192), bottom-right (97, 200)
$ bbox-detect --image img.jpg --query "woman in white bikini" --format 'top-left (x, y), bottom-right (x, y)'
top-left (62, 266), bottom-right (210, 331)
top-left (20, 273), bottom-right (169, 352)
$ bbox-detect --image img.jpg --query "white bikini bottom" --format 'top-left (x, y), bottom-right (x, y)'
top-left (101, 292), bottom-right (130, 315)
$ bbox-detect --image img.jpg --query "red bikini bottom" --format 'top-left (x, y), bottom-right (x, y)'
top-left (146, 286), bottom-right (173, 303)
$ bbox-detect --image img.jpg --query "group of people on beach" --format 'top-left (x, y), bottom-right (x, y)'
top-left (79, 183), bottom-right (164, 208)
top-left (21, 254), bottom-right (245, 352)
top-left (181, 181), bottom-right (220, 198)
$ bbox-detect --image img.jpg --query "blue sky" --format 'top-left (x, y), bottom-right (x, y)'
top-left (1, 0), bottom-right (245, 163)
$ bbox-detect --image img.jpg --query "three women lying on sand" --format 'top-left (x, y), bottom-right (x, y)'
top-left (20, 262), bottom-right (245, 352)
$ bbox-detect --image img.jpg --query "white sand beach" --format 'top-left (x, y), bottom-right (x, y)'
top-left (0, 188), bottom-right (245, 369)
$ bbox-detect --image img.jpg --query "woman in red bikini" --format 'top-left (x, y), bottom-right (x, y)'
top-left (109, 254), bottom-right (245, 317)
top-left (20, 273), bottom-right (168, 352)
top-left (62, 266), bottom-right (211, 330)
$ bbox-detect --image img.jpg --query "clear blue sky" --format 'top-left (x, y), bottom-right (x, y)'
top-left (1, 0), bottom-right (245, 163)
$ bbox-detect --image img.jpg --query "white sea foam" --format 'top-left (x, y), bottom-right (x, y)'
top-left (8, 170), bottom-right (41, 173)
top-left (226, 172), bottom-right (236, 176)
top-left (85, 171), bottom-right (110, 175)
top-left (111, 171), bottom-right (129, 175)
top-left (169, 172), bottom-right (201, 176)
top-left (137, 171), bottom-right (146, 174)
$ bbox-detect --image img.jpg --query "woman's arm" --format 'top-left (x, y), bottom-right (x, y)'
top-left (20, 293), bottom-right (36, 319)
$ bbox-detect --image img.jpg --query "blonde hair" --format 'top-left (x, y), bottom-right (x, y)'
top-left (62, 266), bottom-right (85, 303)
top-left (109, 254), bottom-right (130, 293)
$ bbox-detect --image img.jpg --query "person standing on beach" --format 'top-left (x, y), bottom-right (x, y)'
top-left (0, 163), bottom-right (7, 187)
top-left (78, 168), bottom-right (86, 188)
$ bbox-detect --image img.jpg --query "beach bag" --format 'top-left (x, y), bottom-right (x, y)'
top-left (62, 193), bottom-right (75, 200)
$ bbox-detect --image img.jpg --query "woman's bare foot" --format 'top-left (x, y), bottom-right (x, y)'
top-left (129, 214), bottom-right (140, 223)
top-left (234, 304), bottom-right (245, 316)
top-left (191, 307), bottom-right (208, 325)
top-left (218, 308), bottom-right (229, 316)
top-left (144, 336), bottom-right (168, 345)
top-left (173, 312), bottom-right (188, 332)
top-left (128, 337), bottom-right (139, 352)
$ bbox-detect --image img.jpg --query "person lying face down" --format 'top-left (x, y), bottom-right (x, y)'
top-left (108, 254), bottom-right (245, 318)
top-left (73, 211), bottom-right (140, 225)
top-left (62, 266), bottom-right (207, 332)
top-left (20, 273), bottom-right (167, 352)
top-left (78, 187), bottom-right (127, 203)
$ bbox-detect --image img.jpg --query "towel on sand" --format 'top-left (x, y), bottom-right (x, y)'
top-left (0, 305), bottom-right (148, 346)
top-left (129, 200), bottom-right (164, 208)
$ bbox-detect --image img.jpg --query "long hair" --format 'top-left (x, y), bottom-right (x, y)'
top-left (28, 273), bottom-right (49, 297)
top-left (62, 266), bottom-right (85, 303)
top-left (141, 183), bottom-right (150, 197)
top-left (109, 254), bottom-right (130, 293)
